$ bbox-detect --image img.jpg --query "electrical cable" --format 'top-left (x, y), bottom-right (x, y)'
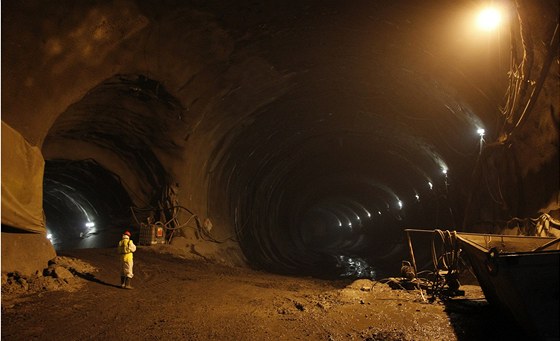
top-left (428, 229), bottom-right (461, 300)
top-left (513, 23), bottom-right (559, 130)
top-left (131, 204), bottom-right (238, 244)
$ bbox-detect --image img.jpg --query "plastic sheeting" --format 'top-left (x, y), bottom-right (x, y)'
top-left (1, 121), bottom-right (46, 232)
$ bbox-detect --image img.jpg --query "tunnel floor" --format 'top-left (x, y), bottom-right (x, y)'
top-left (1, 247), bottom-right (530, 341)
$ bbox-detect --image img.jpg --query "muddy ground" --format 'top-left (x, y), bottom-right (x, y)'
top-left (1, 245), bottom-right (527, 341)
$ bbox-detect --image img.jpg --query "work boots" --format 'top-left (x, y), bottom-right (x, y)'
top-left (124, 277), bottom-right (133, 290)
top-left (120, 276), bottom-right (126, 288)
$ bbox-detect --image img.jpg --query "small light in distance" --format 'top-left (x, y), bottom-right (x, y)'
top-left (85, 221), bottom-right (96, 233)
top-left (428, 181), bottom-right (433, 190)
top-left (442, 168), bottom-right (448, 175)
top-left (397, 200), bottom-right (403, 209)
top-left (415, 194), bottom-right (420, 201)
top-left (477, 7), bottom-right (501, 31)
top-left (477, 128), bottom-right (485, 137)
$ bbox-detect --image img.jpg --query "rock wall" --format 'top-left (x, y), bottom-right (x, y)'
top-left (464, 0), bottom-right (559, 233)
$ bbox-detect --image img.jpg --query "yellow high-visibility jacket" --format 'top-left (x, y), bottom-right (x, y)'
top-left (118, 237), bottom-right (136, 262)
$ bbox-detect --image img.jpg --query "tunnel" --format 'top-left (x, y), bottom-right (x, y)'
top-left (43, 158), bottom-right (134, 249)
top-left (41, 74), bottom-right (183, 249)
top-left (2, 0), bottom-right (559, 282)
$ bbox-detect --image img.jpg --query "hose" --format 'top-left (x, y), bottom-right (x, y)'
top-left (429, 229), bottom-right (461, 299)
top-left (131, 204), bottom-right (237, 244)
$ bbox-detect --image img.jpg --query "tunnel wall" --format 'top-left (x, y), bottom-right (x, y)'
top-left (1, 121), bottom-right (46, 232)
top-left (1, 121), bottom-right (56, 276)
top-left (464, 0), bottom-right (560, 233)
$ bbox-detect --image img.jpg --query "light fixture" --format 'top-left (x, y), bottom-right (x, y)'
top-left (428, 181), bottom-right (433, 190)
top-left (477, 128), bottom-right (486, 155)
top-left (477, 6), bottom-right (502, 31)
top-left (397, 200), bottom-right (403, 209)
top-left (85, 222), bottom-right (95, 228)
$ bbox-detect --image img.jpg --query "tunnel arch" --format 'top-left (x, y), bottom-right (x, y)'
top-left (42, 74), bottom-right (187, 249)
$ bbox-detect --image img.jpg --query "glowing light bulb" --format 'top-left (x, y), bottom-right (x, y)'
top-left (477, 7), bottom-right (501, 31)
top-left (477, 128), bottom-right (485, 137)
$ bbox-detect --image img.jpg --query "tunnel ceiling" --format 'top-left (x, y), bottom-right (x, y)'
top-left (5, 0), bottom-right (557, 277)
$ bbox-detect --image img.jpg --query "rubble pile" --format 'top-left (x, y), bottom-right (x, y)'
top-left (1, 256), bottom-right (98, 297)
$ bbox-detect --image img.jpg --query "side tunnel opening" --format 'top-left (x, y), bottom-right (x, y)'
top-left (43, 159), bottom-right (133, 249)
top-left (42, 74), bottom-right (187, 250)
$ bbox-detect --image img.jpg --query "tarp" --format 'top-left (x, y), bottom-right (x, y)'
top-left (1, 120), bottom-right (46, 233)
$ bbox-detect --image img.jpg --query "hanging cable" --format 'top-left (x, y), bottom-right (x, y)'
top-left (429, 229), bottom-right (461, 300)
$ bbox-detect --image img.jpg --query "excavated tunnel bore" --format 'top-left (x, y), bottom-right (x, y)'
top-left (43, 159), bottom-right (133, 249)
top-left (206, 100), bottom-right (461, 278)
top-left (21, 0), bottom-right (556, 280)
top-left (42, 74), bottom-right (184, 250)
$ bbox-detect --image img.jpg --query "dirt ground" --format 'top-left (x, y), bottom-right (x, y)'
top-left (1, 245), bottom-right (528, 341)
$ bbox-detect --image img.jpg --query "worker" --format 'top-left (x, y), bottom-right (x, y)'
top-left (118, 231), bottom-right (137, 289)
